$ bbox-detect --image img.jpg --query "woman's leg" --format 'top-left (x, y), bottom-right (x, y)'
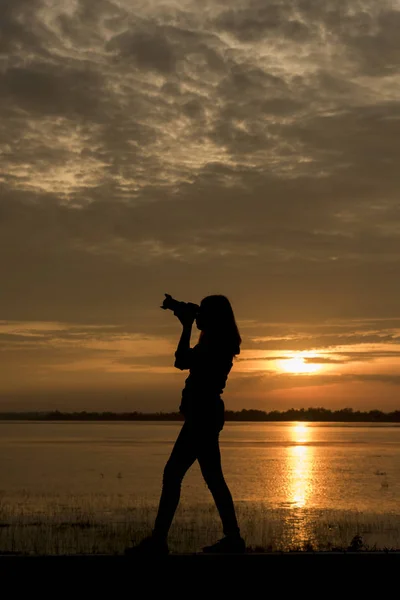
top-left (152, 422), bottom-right (197, 540)
top-left (196, 430), bottom-right (240, 538)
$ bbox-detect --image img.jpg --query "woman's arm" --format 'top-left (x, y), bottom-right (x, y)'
top-left (174, 323), bottom-right (193, 370)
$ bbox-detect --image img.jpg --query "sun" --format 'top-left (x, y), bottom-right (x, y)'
top-left (277, 354), bottom-right (321, 374)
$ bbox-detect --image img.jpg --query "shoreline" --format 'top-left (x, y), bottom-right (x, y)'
top-left (2, 550), bottom-right (400, 557)
top-left (1, 407), bottom-right (400, 423)
top-left (1, 418), bottom-right (400, 424)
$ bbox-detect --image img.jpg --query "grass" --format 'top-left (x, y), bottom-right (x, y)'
top-left (0, 491), bottom-right (399, 555)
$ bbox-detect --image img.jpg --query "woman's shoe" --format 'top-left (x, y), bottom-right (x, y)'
top-left (202, 535), bottom-right (246, 554)
top-left (124, 536), bottom-right (169, 555)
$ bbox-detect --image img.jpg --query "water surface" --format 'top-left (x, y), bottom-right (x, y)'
top-left (1, 421), bottom-right (399, 513)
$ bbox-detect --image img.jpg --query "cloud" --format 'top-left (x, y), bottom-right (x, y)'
top-left (0, 63), bottom-right (105, 118)
top-left (106, 27), bottom-right (178, 74)
top-left (341, 7), bottom-right (400, 77)
top-left (304, 357), bottom-right (343, 364)
top-left (0, 0), bottom-right (44, 56)
top-left (214, 2), bottom-right (311, 43)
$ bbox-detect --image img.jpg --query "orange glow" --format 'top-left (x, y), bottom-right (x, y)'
top-left (277, 353), bottom-right (322, 374)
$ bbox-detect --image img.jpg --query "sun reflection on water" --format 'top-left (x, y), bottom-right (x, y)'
top-left (288, 423), bottom-right (313, 509)
top-left (288, 423), bottom-right (313, 508)
top-left (292, 423), bottom-right (309, 444)
top-left (279, 422), bottom-right (316, 548)
top-left (290, 445), bottom-right (311, 508)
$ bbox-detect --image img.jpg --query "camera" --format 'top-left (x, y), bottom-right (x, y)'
top-left (160, 294), bottom-right (199, 318)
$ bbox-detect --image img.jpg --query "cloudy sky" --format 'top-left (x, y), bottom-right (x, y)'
top-left (1, 0), bottom-right (400, 412)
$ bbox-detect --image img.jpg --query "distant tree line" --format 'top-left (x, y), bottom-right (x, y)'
top-left (224, 407), bottom-right (400, 422)
top-left (0, 407), bottom-right (400, 422)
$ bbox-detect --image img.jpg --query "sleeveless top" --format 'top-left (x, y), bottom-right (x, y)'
top-left (174, 340), bottom-right (234, 418)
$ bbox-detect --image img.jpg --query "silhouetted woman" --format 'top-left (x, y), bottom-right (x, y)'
top-left (127, 295), bottom-right (245, 554)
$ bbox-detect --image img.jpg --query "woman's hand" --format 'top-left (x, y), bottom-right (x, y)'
top-left (174, 305), bottom-right (196, 327)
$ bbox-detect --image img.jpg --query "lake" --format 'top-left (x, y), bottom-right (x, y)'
top-left (0, 421), bottom-right (399, 553)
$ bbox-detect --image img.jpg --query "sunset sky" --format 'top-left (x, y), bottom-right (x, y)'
top-left (1, 0), bottom-right (400, 412)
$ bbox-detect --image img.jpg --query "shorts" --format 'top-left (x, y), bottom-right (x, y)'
top-left (179, 397), bottom-right (225, 433)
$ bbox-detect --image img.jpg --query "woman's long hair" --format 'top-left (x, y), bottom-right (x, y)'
top-left (197, 295), bottom-right (241, 357)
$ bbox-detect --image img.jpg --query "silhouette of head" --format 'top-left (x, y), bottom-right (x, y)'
top-left (196, 295), bottom-right (241, 355)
